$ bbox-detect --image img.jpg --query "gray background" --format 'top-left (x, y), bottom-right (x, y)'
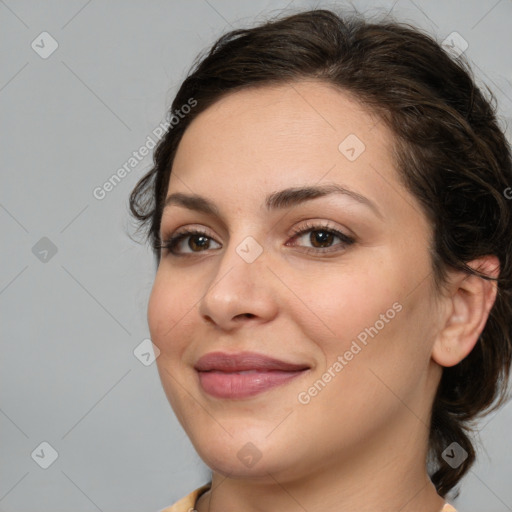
top-left (1, 0), bottom-right (511, 511)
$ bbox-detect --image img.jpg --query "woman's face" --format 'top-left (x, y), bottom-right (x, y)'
top-left (148, 81), bottom-right (443, 482)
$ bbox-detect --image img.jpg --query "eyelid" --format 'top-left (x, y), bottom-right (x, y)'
top-left (160, 224), bottom-right (220, 243)
top-left (288, 219), bottom-right (354, 239)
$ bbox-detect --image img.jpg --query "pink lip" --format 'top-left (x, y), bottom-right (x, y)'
top-left (194, 351), bottom-right (310, 399)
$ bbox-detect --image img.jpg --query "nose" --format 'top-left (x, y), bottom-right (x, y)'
top-left (198, 239), bottom-right (278, 331)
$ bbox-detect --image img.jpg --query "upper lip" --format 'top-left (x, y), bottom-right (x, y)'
top-left (194, 351), bottom-right (310, 372)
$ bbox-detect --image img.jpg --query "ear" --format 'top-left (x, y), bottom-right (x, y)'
top-left (432, 255), bottom-right (500, 367)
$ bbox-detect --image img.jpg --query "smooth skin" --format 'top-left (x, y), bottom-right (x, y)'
top-left (147, 81), bottom-right (498, 512)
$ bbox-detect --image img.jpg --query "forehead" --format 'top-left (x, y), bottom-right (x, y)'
top-left (178, 80), bottom-right (387, 160)
top-left (167, 80), bottom-right (414, 224)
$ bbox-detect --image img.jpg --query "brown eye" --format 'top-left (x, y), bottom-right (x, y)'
top-left (159, 229), bottom-right (221, 255)
top-left (188, 235), bottom-right (211, 251)
top-left (309, 230), bottom-right (335, 248)
top-left (288, 222), bottom-right (355, 254)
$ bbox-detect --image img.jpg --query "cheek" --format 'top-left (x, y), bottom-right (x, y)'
top-left (284, 262), bottom-right (397, 355)
top-left (147, 280), bottom-right (171, 348)
top-left (147, 269), bottom-right (200, 356)
top-left (147, 272), bottom-right (202, 425)
top-left (287, 253), bottom-right (433, 396)
top-left (298, 272), bottom-right (435, 423)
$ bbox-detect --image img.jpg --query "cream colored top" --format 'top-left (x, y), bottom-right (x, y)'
top-left (159, 484), bottom-right (458, 512)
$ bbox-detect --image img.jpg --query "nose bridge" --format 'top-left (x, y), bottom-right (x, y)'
top-left (198, 233), bottom-right (275, 326)
top-left (207, 233), bottom-right (266, 299)
top-left (218, 225), bottom-right (268, 279)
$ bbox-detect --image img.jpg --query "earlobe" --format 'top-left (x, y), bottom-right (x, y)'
top-left (432, 255), bottom-right (500, 368)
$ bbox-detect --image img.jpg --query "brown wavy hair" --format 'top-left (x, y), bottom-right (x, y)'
top-left (129, 8), bottom-right (512, 497)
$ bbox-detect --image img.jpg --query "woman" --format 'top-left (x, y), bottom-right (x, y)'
top-left (129, 8), bottom-right (512, 512)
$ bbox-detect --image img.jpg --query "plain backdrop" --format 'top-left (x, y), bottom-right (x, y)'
top-left (1, 1), bottom-right (511, 511)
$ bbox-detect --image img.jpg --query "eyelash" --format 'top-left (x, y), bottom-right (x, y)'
top-left (157, 221), bottom-right (356, 257)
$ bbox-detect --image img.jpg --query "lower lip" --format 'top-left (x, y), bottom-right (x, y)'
top-left (197, 370), bottom-right (307, 399)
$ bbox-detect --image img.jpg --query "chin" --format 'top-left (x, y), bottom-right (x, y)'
top-left (190, 427), bottom-right (309, 483)
top-left (198, 449), bottom-right (293, 481)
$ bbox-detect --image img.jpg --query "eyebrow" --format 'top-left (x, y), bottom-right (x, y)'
top-left (163, 183), bottom-right (382, 219)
